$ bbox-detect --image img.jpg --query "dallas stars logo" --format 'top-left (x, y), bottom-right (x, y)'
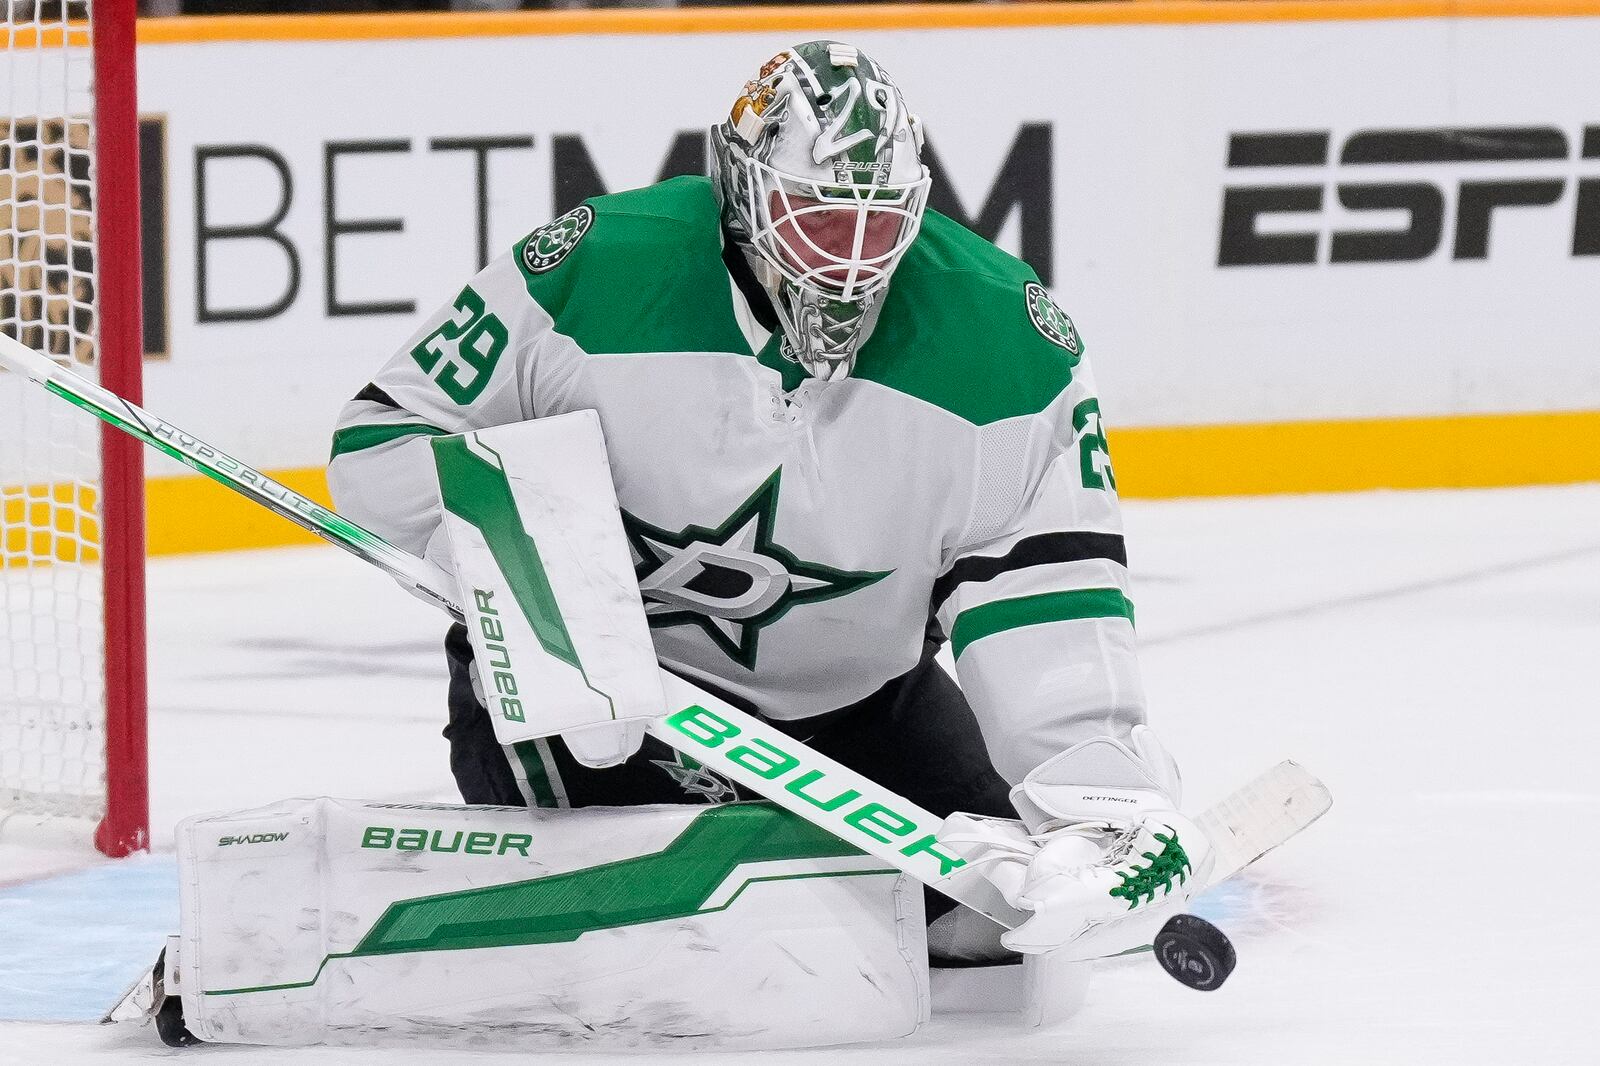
top-left (650, 751), bottom-right (738, 804)
top-left (622, 468), bottom-right (890, 670)
top-left (520, 204), bottom-right (592, 274)
top-left (1024, 281), bottom-right (1082, 357)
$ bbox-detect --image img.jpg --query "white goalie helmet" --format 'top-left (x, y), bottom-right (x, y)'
top-left (710, 41), bottom-right (931, 381)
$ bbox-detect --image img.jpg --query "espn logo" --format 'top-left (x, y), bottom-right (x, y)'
top-left (1218, 126), bottom-right (1600, 265)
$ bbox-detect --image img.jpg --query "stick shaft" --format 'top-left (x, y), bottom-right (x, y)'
top-left (0, 334), bottom-right (461, 619)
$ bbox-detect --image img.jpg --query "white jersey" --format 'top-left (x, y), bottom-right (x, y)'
top-left (329, 177), bottom-right (1144, 783)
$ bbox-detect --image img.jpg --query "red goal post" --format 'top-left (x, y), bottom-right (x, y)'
top-left (92, 0), bottom-right (148, 858)
top-left (0, 0), bottom-right (147, 857)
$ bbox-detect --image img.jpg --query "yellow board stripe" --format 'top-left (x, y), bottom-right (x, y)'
top-left (2, 482), bottom-right (101, 565)
top-left (6, 25), bottom-right (92, 48)
top-left (131, 408), bottom-right (1600, 556)
top-left (7, 409), bottom-right (1597, 563)
top-left (1111, 409), bottom-right (1600, 499)
top-left (145, 466), bottom-right (335, 557)
top-left (136, 0), bottom-right (1600, 45)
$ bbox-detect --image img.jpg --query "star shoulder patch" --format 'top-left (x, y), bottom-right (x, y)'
top-left (1024, 280), bottom-right (1082, 357)
top-left (521, 204), bottom-right (593, 275)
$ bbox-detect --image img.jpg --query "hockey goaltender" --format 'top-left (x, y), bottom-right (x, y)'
top-left (115, 41), bottom-right (1223, 1051)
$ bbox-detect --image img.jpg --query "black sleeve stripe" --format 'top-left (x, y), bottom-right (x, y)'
top-left (932, 531), bottom-right (1128, 613)
top-left (352, 382), bottom-right (400, 409)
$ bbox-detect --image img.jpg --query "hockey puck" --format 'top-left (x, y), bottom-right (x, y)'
top-left (1154, 914), bottom-right (1236, 991)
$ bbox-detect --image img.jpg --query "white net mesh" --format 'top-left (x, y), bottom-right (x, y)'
top-left (0, 0), bottom-right (106, 821)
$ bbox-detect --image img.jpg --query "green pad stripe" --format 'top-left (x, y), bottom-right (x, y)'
top-left (353, 804), bottom-right (861, 955)
top-left (513, 740), bottom-right (560, 809)
top-left (431, 434), bottom-right (582, 671)
top-left (202, 805), bottom-right (881, 995)
top-left (950, 587), bottom-right (1134, 659)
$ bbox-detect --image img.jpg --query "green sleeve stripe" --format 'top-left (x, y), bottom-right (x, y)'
top-left (950, 588), bottom-right (1134, 659)
top-left (329, 421), bottom-right (449, 461)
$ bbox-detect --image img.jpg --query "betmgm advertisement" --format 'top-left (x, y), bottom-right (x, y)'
top-left (119, 10), bottom-right (1600, 552)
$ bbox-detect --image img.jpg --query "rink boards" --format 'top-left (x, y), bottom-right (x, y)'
top-left (6, 1), bottom-right (1600, 554)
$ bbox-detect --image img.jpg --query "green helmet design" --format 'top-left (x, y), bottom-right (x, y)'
top-left (710, 41), bottom-right (931, 381)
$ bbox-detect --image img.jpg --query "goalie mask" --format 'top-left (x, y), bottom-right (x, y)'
top-left (711, 41), bottom-right (931, 382)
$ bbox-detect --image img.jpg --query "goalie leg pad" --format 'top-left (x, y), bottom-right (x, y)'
top-left (174, 798), bottom-right (928, 1050)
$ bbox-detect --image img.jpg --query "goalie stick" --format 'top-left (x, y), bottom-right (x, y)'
top-left (3, 334), bottom-right (1329, 949)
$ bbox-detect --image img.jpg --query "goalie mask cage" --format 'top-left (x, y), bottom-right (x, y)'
top-left (0, 0), bottom-right (147, 856)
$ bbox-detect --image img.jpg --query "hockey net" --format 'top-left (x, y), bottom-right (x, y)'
top-left (0, 0), bottom-right (146, 854)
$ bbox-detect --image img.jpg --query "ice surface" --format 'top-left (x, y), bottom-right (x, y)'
top-left (2, 484), bottom-right (1597, 1062)
top-left (0, 856), bottom-right (176, 1022)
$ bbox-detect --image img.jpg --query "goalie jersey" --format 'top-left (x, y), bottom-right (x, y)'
top-left (329, 176), bottom-right (1144, 783)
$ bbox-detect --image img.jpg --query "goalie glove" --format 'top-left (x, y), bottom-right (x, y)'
top-left (944, 726), bottom-right (1214, 959)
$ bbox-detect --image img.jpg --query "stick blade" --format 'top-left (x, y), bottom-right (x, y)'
top-left (1195, 760), bottom-right (1332, 882)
